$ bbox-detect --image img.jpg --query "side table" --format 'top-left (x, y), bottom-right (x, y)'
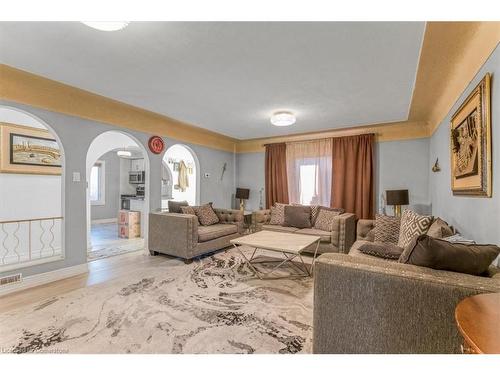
top-left (455, 292), bottom-right (500, 354)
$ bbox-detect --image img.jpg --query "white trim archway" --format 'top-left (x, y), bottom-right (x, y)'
top-left (0, 105), bottom-right (66, 269)
top-left (85, 130), bottom-right (151, 256)
top-left (163, 143), bottom-right (200, 205)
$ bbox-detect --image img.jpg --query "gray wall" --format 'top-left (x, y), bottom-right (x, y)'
top-left (236, 152), bottom-right (265, 211)
top-left (376, 138), bottom-right (430, 215)
top-left (429, 44), bottom-right (500, 246)
top-left (0, 101), bottom-right (235, 279)
top-left (235, 138), bottom-right (431, 215)
top-left (90, 151), bottom-right (121, 221)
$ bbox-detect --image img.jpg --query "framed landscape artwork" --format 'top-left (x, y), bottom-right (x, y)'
top-left (450, 73), bottom-right (491, 197)
top-left (0, 123), bottom-right (62, 175)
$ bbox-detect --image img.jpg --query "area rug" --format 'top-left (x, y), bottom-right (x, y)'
top-left (0, 247), bottom-right (314, 354)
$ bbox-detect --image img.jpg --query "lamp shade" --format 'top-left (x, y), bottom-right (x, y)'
top-left (236, 188), bottom-right (250, 200)
top-left (386, 190), bottom-right (409, 206)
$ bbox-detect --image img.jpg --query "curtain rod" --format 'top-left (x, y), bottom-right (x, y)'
top-left (262, 132), bottom-right (375, 147)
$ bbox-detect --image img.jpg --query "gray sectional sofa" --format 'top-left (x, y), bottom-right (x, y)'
top-left (148, 208), bottom-right (245, 260)
top-left (253, 209), bottom-right (356, 254)
top-left (313, 219), bottom-right (500, 353)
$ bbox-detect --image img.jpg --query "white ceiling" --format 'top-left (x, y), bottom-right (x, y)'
top-left (0, 22), bottom-right (425, 139)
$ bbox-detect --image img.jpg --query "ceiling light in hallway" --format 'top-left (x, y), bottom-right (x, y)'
top-left (270, 111), bottom-right (296, 126)
top-left (81, 22), bottom-right (129, 31)
top-left (117, 150), bottom-right (132, 158)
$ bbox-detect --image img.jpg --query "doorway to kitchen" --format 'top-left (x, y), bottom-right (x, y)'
top-left (86, 131), bottom-right (149, 261)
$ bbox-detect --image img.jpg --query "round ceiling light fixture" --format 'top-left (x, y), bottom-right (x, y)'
top-left (117, 150), bottom-right (132, 158)
top-left (82, 21), bottom-right (129, 31)
top-left (270, 111), bottom-right (296, 127)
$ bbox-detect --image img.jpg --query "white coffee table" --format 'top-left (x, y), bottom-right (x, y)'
top-left (230, 230), bottom-right (321, 279)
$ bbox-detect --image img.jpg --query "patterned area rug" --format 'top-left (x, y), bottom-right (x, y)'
top-left (87, 238), bottom-right (144, 261)
top-left (0, 247), bottom-right (314, 354)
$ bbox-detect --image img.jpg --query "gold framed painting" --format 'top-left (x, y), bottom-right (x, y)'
top-left (0, 122), bottom-right (62, 175)
top-left (450, 73), bottom-right (491, 197)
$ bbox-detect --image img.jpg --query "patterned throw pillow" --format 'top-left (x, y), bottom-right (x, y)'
top-left (374, 214), bottom-right (401, 244)
top-left (193, 203), bottom-right (220, 226)
top-left (181, 206), bottom-right (196, 215)
top-left (397, 209), bottom-right (433, 248)
top-left (313, 208), bottom-right (342, 232)
top-left (269, 203), bottom-right (286, 225)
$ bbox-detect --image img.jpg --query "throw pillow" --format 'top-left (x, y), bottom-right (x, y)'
top-left (313, 207), bottom-right (342, 232)
top-left (193, 203), bottom-right (220, 226)
top-left (269, 203), bottom-right (286, 225)
top-left (359, 242), bottom-right (404, 260)
top-left (168, 200), bottom-right (189, 213)
top-left (397, 209), bottom-right (433, 248)
top-left (180, 206), bottom-right (196, 216)
top-left (399, 234), bottom-right (500, 276)
top-left (427, 218), bottom-right (454, 239)
top-left (284, 205), bottom-right (312, 229)
top-left (374, 214), bottom-right (401, 244)
top-left (292, 203), bottom-right (320, 224)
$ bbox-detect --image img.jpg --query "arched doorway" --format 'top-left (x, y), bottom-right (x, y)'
top-left (162, 144), bottom-right (200, 208)
top-left (86, 131), bottom-right (150, 260)
top-left (0, 106), bottom-right (65, 271)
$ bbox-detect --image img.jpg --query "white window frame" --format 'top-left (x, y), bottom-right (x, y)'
top-left (90, 160), bottom-right (106, 206)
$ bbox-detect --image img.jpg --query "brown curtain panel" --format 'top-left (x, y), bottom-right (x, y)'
top-left (331, 134), bottom-right (374, 219)
top-left (265, 143), bottom-right (289, 208)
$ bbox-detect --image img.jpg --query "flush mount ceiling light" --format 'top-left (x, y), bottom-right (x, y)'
top-left (117, 150), bottom-right (132, 158)
top-left (82, 22), bottom-right (129, 31)
top-left (270, 111), bottom-right (296, 127)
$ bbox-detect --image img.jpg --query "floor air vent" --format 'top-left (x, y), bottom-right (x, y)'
top-left (0, 273), bottom-right (22, 286)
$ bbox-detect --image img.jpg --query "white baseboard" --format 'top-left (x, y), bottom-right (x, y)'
top-left (91, 218), bottom-right (117, 224)
top-left (0, 263), bottom-right (89, 297)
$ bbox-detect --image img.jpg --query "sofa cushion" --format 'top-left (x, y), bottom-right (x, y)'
top-left (168, 200), bottom-right (189, 213)
top-left (314, 207), bottom-right (341, 232)
top-left (374, 214), bottom-right (400, 244)
top-left (397, 209), bottom-right (433, 248)
top-left (269, 203), bottom-right (287, 225)
top-left (427, 218), bottom-right (454, 239)
top-left (284, 205), bottom-right (312, 229)
top-left (197, 223), bottom-right (237, 242)
top-left (262, 224), bottom-right (299, 233)
top-left (181, 206), bottom-right (196, 216)
top-left (349, 240), bottom-right (397, 261)
top-left (296, 228), bottom-right (331, 242)
top-left (399, 234), bottom-right (500, 276)
top-left (194, 203), bottom-right (220, 226)
top-left (358, 242), bottom-right (404, 260)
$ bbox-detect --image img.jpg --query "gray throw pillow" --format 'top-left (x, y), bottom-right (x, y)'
top-left (168, 200), bottom-right (189, 213)
top-left (359, 242), bottom-right (404, 260)
top-left (284, 205), bottom-right (312, 229)
top-left (374, 214), bottom-right (401, 244)
top-left (399, 234), bottom-right (500, 276)
top-left (427, 218), bottom-right (454, 239)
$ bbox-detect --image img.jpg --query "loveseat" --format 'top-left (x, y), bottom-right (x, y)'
top-left (148, 208), bottom-right (245, 260)
top-left (313, 219), bottom-right (500, 353)
top-left (253, 209), bottom-right (356, 254)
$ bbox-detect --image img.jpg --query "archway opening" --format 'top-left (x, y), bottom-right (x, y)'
top-left (86, 131), bottom-right (150, 261)
top-left (162, 144), bottom-right (199, 208)
top-left (0, 106), bottom-right (65, 271)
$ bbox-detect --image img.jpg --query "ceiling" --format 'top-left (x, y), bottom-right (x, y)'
top-left (0, 22), bottom-right (425, 139)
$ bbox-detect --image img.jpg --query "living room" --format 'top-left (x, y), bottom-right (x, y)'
top-left (1, 1), bottom-right (499, 374)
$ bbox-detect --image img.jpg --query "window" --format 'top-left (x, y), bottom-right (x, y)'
top-left (90, 161), bottom-right (105, 205)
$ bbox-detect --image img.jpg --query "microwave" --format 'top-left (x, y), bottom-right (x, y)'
top-left (129, 171), bottom-right (145, 184)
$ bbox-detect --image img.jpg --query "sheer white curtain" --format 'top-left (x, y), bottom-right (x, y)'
top-left (286, 139), bottom-right (332, 207)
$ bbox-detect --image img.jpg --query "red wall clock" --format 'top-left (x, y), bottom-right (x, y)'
top-left (148, 136), bottom-right (165, 154)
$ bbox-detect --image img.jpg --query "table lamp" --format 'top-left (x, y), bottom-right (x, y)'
top-left (236, 188), bottom-right (250, 211)
top-left (386, 189), bottom-right (409, 217)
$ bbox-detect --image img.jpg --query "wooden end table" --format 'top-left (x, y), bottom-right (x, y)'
top-left (455, 292), bottom-right (500, 354)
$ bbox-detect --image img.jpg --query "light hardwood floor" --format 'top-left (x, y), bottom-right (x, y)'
top-left (0, 251), bottom-right (171, 314)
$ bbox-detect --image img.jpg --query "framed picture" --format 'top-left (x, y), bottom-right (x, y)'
top-left (0, 123), bottom-right (62, 175)
top-left (450, 73), bottom-right (491, 196)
